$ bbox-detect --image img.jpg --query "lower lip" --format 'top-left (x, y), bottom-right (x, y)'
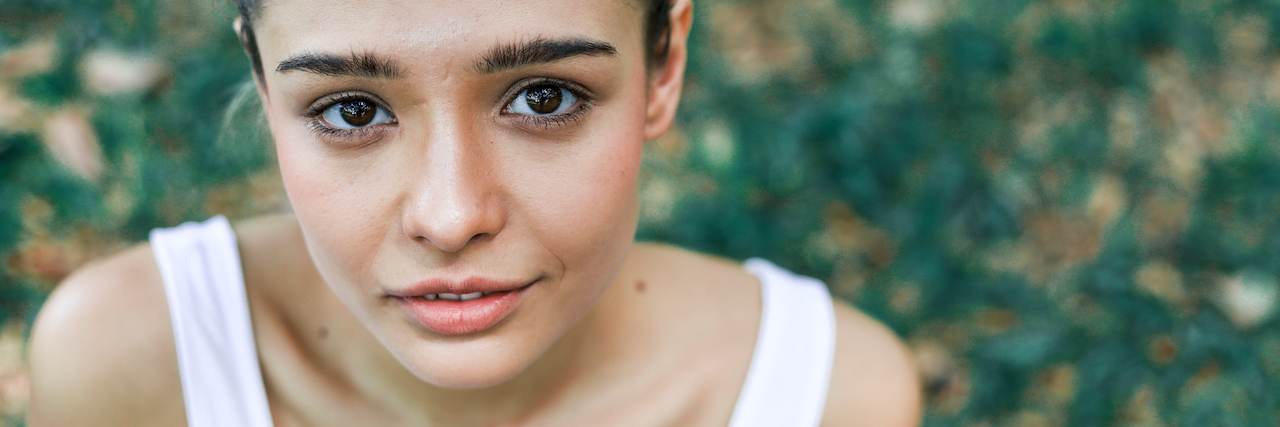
top-left (393, 284), bottom-right (532, 335)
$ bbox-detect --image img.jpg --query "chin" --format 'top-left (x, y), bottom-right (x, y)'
top-left (416, 367), bottom-right (523, 390)
top-left (395, 335), bottom-right (546, 389)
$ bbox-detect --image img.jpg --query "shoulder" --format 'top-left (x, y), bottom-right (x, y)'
top-left (822, 300), bottom-right (922, 427)
top-left (629, 247), bottom-right (921, 425)
top-left (27, 243), bottom-right (187, 426)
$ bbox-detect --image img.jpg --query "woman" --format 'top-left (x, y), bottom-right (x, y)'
top-left (26, 0), bottom-right (921, 425)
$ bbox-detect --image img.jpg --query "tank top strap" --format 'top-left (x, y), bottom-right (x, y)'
top-left (729, 258), bottom-right (837, 427)
top-left (150, 216), bottom-right (275, 427)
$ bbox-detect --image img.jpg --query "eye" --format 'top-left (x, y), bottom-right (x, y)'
top-left (320, 99), bottom-right (393, 129)
top-left (508, 84), bottom-right (578, 116)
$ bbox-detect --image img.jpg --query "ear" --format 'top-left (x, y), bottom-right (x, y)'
top-left (643, 0), bottom-right (693, 141)
top-left (232, 16), bottom-right (247, 45)
top-left (233, 17), bottom-right (271, 105)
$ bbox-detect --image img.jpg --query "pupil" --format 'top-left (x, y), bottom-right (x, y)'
top-left (525, 85), bottom-right (562, 114)
top-left (339, 100), bottom-right (375, 126)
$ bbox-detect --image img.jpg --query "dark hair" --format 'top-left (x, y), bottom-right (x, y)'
top-left (235, 0), bottom-right (675, 83)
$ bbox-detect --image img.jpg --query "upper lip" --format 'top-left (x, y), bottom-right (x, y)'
top-left (386, 277), bottom-right (535, 297)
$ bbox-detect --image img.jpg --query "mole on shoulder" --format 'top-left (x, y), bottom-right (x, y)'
top-left (317, 326), bottom-right (329, 340)
top-left (635, 279), bottom-right (646, 293)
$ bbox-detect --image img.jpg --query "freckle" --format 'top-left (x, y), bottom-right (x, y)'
top-left (635, 280), bottom-right (646, 293)
top-left (317, 326), bottom-right (329, 340)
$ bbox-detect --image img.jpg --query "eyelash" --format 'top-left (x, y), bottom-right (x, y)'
top-left (501, 77), bottom-right (595, 130)
top-left (302, 92), bottom-right (395, 143)
top-left (301, 78), bottom-right (596, 143)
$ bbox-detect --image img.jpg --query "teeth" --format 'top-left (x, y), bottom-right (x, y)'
top-left (422, 292), bottom-right (494, 301)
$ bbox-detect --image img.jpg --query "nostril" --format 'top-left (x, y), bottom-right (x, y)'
top-left (401, 211), bottom-right (503, 253)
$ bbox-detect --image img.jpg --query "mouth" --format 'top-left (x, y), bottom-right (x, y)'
top-left (389, 279), bottom-right (537, 336)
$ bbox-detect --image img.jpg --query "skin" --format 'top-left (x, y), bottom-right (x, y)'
top-left (260, 0), bottom-right (652, 391)
top-left (26, 0), bottom-right (923, 426)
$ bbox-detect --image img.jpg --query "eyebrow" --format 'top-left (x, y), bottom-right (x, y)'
top-left (276, 51), bottom-right (404, 79)
top-left (475, 37), bottom-right (618, 74)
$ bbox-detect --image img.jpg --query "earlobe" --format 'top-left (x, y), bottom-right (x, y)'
top-left (643, 0), bottom-right (693, 142)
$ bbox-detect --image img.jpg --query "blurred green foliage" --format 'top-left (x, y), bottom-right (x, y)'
top-left (5, 0), bottom-right (1280, 425)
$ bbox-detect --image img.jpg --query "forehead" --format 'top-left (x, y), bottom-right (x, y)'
top-left (253, 0), bottom-right (645, 67)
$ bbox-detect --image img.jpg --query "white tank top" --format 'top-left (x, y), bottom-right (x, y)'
top-left (151, 216), bottom-right (836, 427)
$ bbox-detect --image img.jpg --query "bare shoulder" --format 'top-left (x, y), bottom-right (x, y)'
top-left (628, 245), bottom-right (922, 425)
top-left (822, 301), bottom-right (922, 427)
top-left (27, 243), bottom-right (186, 427)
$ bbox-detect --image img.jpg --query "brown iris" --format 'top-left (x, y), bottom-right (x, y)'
top-left (338, 100), bottom-right (376, 126)
top-left (524, 85), bottom-right (563, 114)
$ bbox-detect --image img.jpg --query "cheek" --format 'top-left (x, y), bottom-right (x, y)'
top-left (514, 91), bottom-right (647, 275)
top-left (524, 153), bottom-right (638, 272)
top-left (272, 120), bottom-right (393, 290)
top-left (543, 146), bottom-right (640, 239)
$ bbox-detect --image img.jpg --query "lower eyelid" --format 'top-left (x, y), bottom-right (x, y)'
top-left (306, 118), bottom-right (395, 144)
top-left (510, 102), bottom-right (593, 129)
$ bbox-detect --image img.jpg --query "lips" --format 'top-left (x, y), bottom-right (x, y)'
top-left (388, 278), bottom-right (536, 335)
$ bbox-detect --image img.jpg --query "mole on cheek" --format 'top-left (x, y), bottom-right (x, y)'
top-left (317, 326), bottom-right (329, 339)
top-left (635, 279), bottom-right (646, 293)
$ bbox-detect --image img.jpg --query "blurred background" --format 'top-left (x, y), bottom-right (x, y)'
top-left (3, 0), bottom-right (1280, 425)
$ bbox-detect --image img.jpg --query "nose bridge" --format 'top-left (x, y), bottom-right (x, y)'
top-left (402, 107), bottom-right (502, 252)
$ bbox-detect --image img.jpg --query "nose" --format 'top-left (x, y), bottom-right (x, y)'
top-left (400, 117), bottom-right (505, 253)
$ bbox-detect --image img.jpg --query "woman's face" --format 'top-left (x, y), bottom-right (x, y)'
top-left (251, 0), bottom-right (666, 388)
